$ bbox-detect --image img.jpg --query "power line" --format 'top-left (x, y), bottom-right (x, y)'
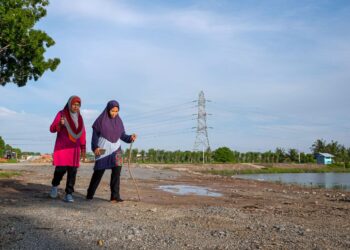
top-left (124, 101), bottom-right (195, 121)
top-left (127, 116), bottom-right (195, 130)
top-left (140, 129), bottom-right (194, 139)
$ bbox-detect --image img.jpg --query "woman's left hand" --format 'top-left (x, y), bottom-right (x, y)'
top-left (131, 133), bottom-right (137, 142)
top-left (81, 151), bottom-right (86, 163)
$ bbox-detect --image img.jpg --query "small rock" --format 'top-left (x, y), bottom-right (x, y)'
top-left (211, 230), bottom-right (227, 238)
top-left (97, 239), bottom-right (104, 246)
top-left (273, 225), bottom-right (285, 232)
top-left (131, 228), bottom-right (140, 235)
top-left (312, 192), bottom-right (317, 195)
top-left (149, 208), bottom-right (157, 212)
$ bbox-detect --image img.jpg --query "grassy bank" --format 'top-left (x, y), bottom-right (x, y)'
top-left (202, 167), bottom-right (350, 176)
top-left (0, 171), bottom-right (21, 178)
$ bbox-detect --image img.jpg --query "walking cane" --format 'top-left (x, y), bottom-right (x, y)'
top-left (127, 142), bottom-right (141, 201)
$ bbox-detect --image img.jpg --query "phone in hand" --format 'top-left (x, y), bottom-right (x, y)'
top-left (99, 149), bottom-right (106, 155)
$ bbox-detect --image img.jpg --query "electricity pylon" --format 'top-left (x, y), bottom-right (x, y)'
top-left (193, 91), bottom-right (211, 157)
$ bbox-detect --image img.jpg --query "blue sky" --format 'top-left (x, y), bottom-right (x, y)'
top-left (1, 0), bottom-right (350, 153)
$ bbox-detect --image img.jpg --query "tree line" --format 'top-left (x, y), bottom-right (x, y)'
top-left (122, 147), bottom-right (313, 164)
top-left (2, 136), bottom-right (348, 165)
top-left (123, 139), bottom-right (350, 165)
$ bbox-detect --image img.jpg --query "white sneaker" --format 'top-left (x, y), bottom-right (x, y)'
top-left (50, 186), bottom-right (58, 199)
top-left (64, 194), bottom-right (74, 203)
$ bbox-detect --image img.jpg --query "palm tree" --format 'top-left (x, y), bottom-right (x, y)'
top-left (275, 148), bottom-right (286, 163)
top-left (311, 139), bottom-right (327, 154)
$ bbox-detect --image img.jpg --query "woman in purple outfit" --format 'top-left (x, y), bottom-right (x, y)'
top-left (86, 100), bottom-right (136, 203)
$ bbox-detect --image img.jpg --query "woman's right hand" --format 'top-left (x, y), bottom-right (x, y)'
top-left (60, 116), bottom-right (65, 126)
top-left (94, 148), bottom-right (101, 156)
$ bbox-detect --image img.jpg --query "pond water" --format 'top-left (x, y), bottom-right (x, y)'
top-left (158, 185), bottom-right (223, 197)
top-left (234, 173), bottom-right (350, 190)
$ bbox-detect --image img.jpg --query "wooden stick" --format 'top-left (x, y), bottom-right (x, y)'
top-left (127, 143), bottom-right (141, 201)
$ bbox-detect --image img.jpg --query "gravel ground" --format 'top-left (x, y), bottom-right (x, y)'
top-left (0, 163), bottom-right (349, 249)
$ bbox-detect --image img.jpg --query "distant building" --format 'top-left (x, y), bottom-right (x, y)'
top-left (316, 153), bottom-right (334, 165)
top-left (4, 150), bottom-right (16, 160)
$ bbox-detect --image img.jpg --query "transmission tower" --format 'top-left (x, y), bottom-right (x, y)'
top-left (193, 91), bottom-right (211, 152)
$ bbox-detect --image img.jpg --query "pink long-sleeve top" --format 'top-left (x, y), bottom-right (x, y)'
top-left (50, 111), bottom-right (86, 167)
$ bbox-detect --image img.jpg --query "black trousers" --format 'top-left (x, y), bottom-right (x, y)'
top-left (87, 166), bottom-right (122, 200)
top-left (51, 166), bottom-right (78, 194)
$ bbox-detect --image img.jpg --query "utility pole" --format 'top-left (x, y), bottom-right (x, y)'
top-left (193, 91), bottom-right (211, 163)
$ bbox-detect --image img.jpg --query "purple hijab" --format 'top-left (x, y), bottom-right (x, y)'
top-left (92, 100), bottom-right (125, 143)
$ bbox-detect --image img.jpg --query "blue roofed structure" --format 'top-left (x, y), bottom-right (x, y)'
top-left (315, 153), bottom-right (334, 165)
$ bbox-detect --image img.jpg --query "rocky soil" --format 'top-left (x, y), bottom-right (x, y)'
top-left (0, 163), bottom-right (349, 249)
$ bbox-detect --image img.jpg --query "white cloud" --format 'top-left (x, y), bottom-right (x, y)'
top-left (0, 107), bottom-right (18, 116)
top-left (165, 9), bottom-right (285, 35)
top-left (50, 0), bottom-right (286, 36)
top-left (80, 109), bottom-right (100, 120)
top-left (52, 0), bottom-right (146, 26)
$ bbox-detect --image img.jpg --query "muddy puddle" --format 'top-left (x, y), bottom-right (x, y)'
top-left (158, 185), bottom-right (223, 197)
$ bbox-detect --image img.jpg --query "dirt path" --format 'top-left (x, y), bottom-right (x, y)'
top-left (0, 163), bottom-right (349, 249)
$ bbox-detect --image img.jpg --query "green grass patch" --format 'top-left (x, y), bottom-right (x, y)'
top-left (202, 167), bottom-right (350, 176)
top-left (0, 159), bottom-right (18, 164)
top-left (0, 171), bottom-right (21, 178)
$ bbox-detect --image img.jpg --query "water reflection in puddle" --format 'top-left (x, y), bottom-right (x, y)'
top-left (158, 185), bottom-right (222, 197)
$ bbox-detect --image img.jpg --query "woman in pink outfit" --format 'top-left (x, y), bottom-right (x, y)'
top-left (49, 95), bottom-right (86, 202)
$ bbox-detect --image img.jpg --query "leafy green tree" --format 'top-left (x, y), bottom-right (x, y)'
top-left (0, 136), bottom-right (5, 157)
top-left (310, 139), bottom-right (327, 154)
top-left (147, 149), bottom-right (156, 163)
top-left (275, 147), bottom-right (286, 163)
top-left (12, 147), bottom-right (21, 158)
top-left (262, 151), bottom-right (274, 163)
top-left (287, 148), bottom-right (299, 163)
top-left (131, 149), bottom-right (138, 163)
top-left (206, 149), bottom-right (214, 163)
top-left (0, 0), bottom-right (60, 86)
top-left (299, 152), bottom-right (314, 163)
top-left (139, 150), bottom-right (145, 163)
top-left (213, 147), bottom-right (234, 163)
top-left (326, 140), bottom-right (341, 156)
